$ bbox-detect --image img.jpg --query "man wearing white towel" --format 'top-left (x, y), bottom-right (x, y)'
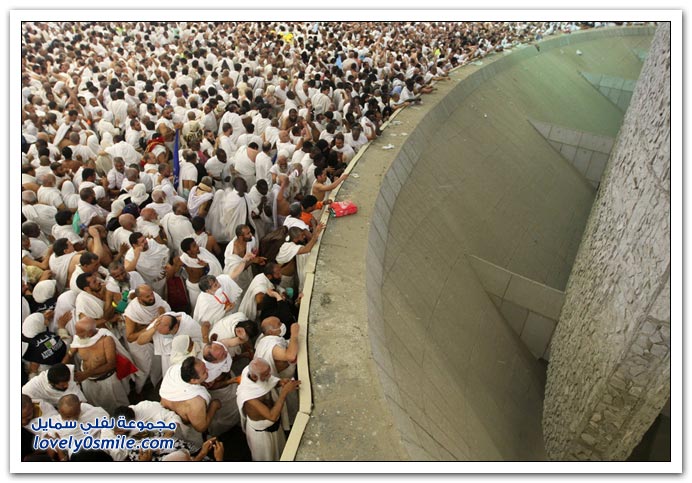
top-left (236, 357), bottom-right (299, 461)
top-left (62, 317), bottom-right (133, 415)
top-left (160, 356), bottom-right (221, 434)
top-left (123, 284), bottom-right (169, 393)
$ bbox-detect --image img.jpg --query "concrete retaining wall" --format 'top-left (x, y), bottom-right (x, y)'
top-left (295, 26), bottom-right (655, 461)
top-left (543, 23), bottom-right (670, 461)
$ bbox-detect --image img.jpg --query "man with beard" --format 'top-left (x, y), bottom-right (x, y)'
top-left (77, 187), bottom-right (108, 227)
top-left (105, 260), bottom-right (145, 315)
top-left (224, 223), bottom-right (264, 293)
top-left (179, 237), bottom-right (223, 311)
top-left (62, 316), bottom-right (133, 414)
top-left (74, 272), bottom-right (117, 328)
top-left (236, 357), bottom-right (300, 461)
top-left (21, 363), bottom-right (87, 406)
top-left (123, 284), bottom-right (170, 394)
top-left (193, 274), bottom-right (244, 341)
top-left (275, 224), bottom-right (325, 293)
top-left (269, 150), bottom-right (291, 187)
top-left (124, 232), bottom-right (176, 296)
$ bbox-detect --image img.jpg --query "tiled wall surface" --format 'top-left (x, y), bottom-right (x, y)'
top-left (468, 255), bottom-right (565, 360)
top-left (529, 120), bottom-right (615, 188)
top-left (581, 71), bottom-right (637, 112)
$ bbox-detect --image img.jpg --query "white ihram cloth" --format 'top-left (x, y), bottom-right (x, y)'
top-left (237, 274), bottom-right (277, 322)
top-left (52, 224), bottom-right (82, 245)
top-left (22, 203), bottom-right (57, 237)
top-left (233, 149), bottom-right (257, 187)
top-left (275, 241), bottom-right (309, 291)
top-left (124, 240), bottom-right (170, 295)
top-left (149, 312), bottom-right (203, 375)
top-left (108, 226), bottom-right (133, 253)
top-left (50, 290), bottom-right (77, 336)
top-left (193, 274), bottom-right (243, 326)
top-left (247, 185), bottom-right (271, 240)
top-left (204, 344), bottom-right (239, 435)
top-left (160, 213), bottom-right (195, 256)
top-left (205, 189), bottom-right (229, 243)
top-left (254, 335), bottom-right (296, 380)
top-left (52, 403), bottom-right (110, 456)
top-left (283, 216), bottom-right (310, 231)
top-left (170, 335), bottom-right (201, 365)
top-left (123, 295), bottom-right (170, 391)
top-left (24, 399), bottom-right (58, 434)
top-left (49, 252), bottom-right (75, 293)
top-left (75, 290), bottom-right (105, 319)
top-left (21, 364), bottom-right (87, 406)
top-left (223, 236), bottom-right (257, 293)
top-left (187, 186), bottom-right (213, 218)
top-left (255, 334), bottom-right (298, 425)
top-left (37, 185), bottom-right (64, 209)
top-left (136, 218), bottom-right (162, 238)
top-left (236, 365), bottom-right (289, 461)
top-left (159, 362), bottom-right (211, 404)
top-left (180, 247), bottom-right (223, 311)
top-left (147, 201), bottom-right (173, 219)
top-left (222, 189), bottom-right (257, 241)
top-left (69, 328), bottom-right (136, 414)
top-left (77, 199), bottom-right (108, 226)
top-left (209, 312), bottom-right (248, 359)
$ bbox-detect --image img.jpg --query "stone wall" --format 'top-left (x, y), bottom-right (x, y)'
top-left (543, 23), bottom-right (671, 461)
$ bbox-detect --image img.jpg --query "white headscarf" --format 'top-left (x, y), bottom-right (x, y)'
top-left (131, 184), bottom-right (148, 205)
top-left (110, 199), bottom-right (126, 217)
top-left (22, 313), bottom-right (46, 355)
top-left (32, 280), bottom-right (57, 303)
top-left (22, 313), bottom-right (46, 338)
top-left (170, 334), bottom-right (200, 365)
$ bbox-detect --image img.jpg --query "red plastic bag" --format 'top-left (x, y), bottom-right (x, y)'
top-left (330, 200), bottom-right (358, 217)
top-left (115, 353), bottom-right (138, 380)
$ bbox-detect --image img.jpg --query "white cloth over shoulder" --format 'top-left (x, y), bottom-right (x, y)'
top-left (237, 274), bottom-right (276, 322)
top-left (192, 274), bottom-right (243, 325)
top-left (159, 362), bottom-right (211, 404)
top-left (21, 364), bottom-right (87, 406)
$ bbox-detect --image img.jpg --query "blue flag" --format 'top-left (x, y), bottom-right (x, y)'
top-left (172, 129), bottom-right (180, 189)
top-left (312, 22), bottom-right (319, 33)
top-left (335, 55), bottom-right (343, 69)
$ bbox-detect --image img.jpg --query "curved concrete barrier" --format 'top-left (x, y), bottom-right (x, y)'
top-left (287, 26), bottom-right (655, 462)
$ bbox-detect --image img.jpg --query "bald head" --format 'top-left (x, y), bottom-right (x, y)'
top-left (248, 357), bottom-right (271, 381)
top-left (260, 316), bottom-right (282, 335)
top-left (151, 190), bottom-right (165, 203)
top-left (41, 172), bottom-right (56, 186)
top-left (22, 190), bottom-right (37, 204)
top-left (173, 202), bottom-right (189, 216)
top-left (118, 213), bottom-right (136, 230)
top-left (75, 317), bottom-right (97, 339)
top-left (139, 207), bottom-right (158, 222)
top-left (58, 394), bottom-right (81, 420)
top-left (125, 167), bottom-right (139, 181)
